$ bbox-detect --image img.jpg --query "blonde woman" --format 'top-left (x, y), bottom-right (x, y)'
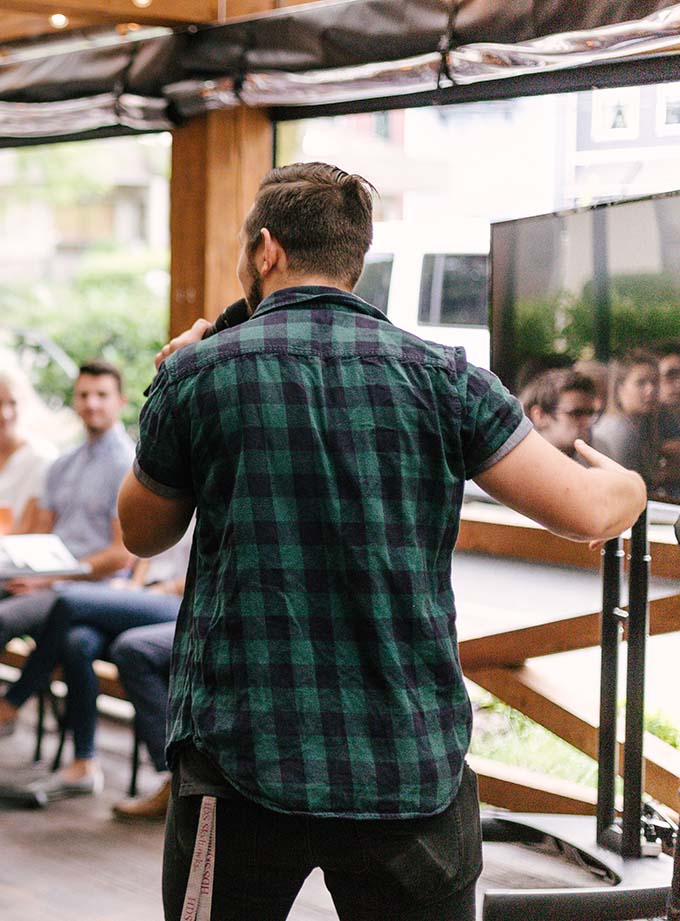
top-left (0, 368), bottom-right (58, 533)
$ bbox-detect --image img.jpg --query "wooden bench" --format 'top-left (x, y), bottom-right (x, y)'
top-left (0, 637), bottom-right (141, 796)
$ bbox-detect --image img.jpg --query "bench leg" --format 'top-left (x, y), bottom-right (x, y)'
top-left (129, 722), bottom-right (141, 798)
top-left (49, 692), bottom-right (67, 773)
top-left (34, 691), bottom-right (46, 763)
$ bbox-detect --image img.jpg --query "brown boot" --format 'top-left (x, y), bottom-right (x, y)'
top-left (112, 777), bottom-right (171, 822)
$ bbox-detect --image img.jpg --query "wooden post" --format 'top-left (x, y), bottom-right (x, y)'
top-left (169, 107), bottom-right (273, 337)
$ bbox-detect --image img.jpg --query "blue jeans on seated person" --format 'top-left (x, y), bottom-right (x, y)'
top-left (4, 583), bottom-right (180, 760)
top-left (109, 621), bottom-right (175, 772)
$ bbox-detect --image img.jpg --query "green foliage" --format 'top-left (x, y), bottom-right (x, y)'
top-left (9, 135), bottom-right (170, 207)
top-left (643, 709), bottom-right (680, 749)
top-left (3, 248), bottom-right (169, 435)
top-left (571, 273), bottom-right (680, 355)
top-left (12, 142), bottom-right (117, 206)
top-left (470, 692), bottom-right (599, 788)
top-left (513, 273), bottom-right (680, 365)
top-left (513, 297), bottom-right (564, 360)
top-left (471, 692), bottom-right (680, 791)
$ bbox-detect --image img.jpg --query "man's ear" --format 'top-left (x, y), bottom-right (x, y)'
top-left (529, 405), bottom-right (549, 431)
top-left (260, 228), bottom-right (286, 276)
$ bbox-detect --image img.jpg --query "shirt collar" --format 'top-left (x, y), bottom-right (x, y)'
top-left (251, 286), bottom-right (391, 324)
top-left (85, 421), bottom-right (126, 452)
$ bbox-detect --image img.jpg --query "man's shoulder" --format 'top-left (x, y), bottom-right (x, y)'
top-left (168, 315), bottom-right (469, 375)
top-left (48, 439), bottom-right (84, 476)
top-left (106, 424), bottom-right (135, 458)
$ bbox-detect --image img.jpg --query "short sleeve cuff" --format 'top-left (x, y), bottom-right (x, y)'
top-left (133, 457), bottom-right (193, 500)
top-left (468, 415), bottom-right (533, 478)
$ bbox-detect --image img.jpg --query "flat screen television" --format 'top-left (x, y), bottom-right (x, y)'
top-left (491, 191), bottom-right (680, 506)
top-left (491, 190), bottom-right (680, 391)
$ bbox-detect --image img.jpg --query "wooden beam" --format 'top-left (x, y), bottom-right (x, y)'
top-left (0, 0), bottom-right (324, 41)
top-left (458, 508), bottom-right (680, 579)
top-left (228, 0), bottom-right (325, 15)
top-left (169, 107), bottom-right (273, 337)
top-left (0, 11), bottom-right (99, 42)
top-left (469, 754), bottom-right (605, 815)
top-left (0, 0), bottom-right (218, 26)
top-left (459, 593), bottom-right (680, 671)
top-left (469, 664), bottom-right (680, 810)
top-left (0, 0), bottom-right (325, 48)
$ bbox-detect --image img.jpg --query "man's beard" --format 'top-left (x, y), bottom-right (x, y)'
top-left (245, 259), bottom-right (264, 312)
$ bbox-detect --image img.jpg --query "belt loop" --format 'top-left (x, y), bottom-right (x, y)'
top-left (181, 795), bottom-right (217, 921)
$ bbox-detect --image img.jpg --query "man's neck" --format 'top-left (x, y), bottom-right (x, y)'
top-left (262, 275), bottom-right (351, 301)
top-left (84, 423), bottom-right (117, 443)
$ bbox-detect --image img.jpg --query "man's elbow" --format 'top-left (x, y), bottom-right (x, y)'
top-left (120, 526), bottom-right (160, 559)
top-left (578, 472), bottom-right (647, 542)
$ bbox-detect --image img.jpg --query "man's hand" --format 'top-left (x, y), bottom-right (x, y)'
top-left (573, 439), bottom-right (646, 550)
top-left (155, 319), bottom-right (212, 370)
top-left (2, 575), bottom-right (54, 595)
top-left (574, 439), bottom-right (641, 479)
top-left (475, 430), bottom-right (647, 544)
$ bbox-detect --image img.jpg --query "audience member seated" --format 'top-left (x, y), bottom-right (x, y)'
top-left (654, 343), bottom-right (680, 500)
top-left (573, 359), bottom-right (609, 416)
top-left (591, 350), bottom-right (661, 492)
top-left (109, 620), bottom-right (176, 820)
top-left (520, 368), bottom-right (599, 457)
top-left (0, 531), bottom-right (191, 798)
top-left (0, 368), bottom-right (58, 534)
top-left (0, 360), bottom-right (134, 647)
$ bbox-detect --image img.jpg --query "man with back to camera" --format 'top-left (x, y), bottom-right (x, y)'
top-left (520, 367), bottom-right (599, 456)
top-left (0, 360), bottom-right (134, 652)
top-left (118, 162), bottom-right (646, 921)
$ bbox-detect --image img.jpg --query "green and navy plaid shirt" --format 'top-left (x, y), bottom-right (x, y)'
top-left (134, 286), bottom-right (530, 818)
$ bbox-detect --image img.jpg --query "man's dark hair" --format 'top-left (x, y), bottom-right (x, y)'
top-left (651, 340), bottom-right (680, 360)
top-left (78, 359), bottom-right (124, 393)
top-left (243, 162), bottom-right (376, 289)
top-left (520, 368), bottom-right (596, 416)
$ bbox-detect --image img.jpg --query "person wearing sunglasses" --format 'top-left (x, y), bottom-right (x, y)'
top-left (520, 368), bottom-right (600, 457)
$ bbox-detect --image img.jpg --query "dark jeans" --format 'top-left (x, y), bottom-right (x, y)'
top-left (109, 621), bottom-right (175, 772)
top-left (5, 583), bottom-right (180, 759)
top-left (163, 754), bottom-right (482, 921)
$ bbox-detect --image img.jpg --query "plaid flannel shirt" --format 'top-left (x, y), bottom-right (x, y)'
top-left (134, 286), bottom-right (530, 818)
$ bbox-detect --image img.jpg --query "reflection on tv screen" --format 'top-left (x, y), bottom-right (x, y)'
top-left (491, 192), bottom-right (680, 504)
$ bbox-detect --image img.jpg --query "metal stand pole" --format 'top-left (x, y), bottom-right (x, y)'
top-left (597, 536), bottom-right (624, 849)
top-left (621, 509), bottom-right (649, 858)
top-left (596, 510), bottom-right (650, 858)
top-left (668, 836), bottom-right (680, 920)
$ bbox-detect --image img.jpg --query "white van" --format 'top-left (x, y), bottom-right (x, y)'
top-left (353, 220), bottom-right (491, 368)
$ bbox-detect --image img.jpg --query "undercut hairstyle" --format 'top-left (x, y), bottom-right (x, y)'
top-left (243, 162), bottom-right (376, 288)
top-left (520, 368), bottom-right (597, 416)
top-left (78, 359), bottom-right (124, 393)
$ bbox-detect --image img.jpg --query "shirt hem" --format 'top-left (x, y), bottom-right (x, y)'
top-left (169, 737), bottom-right (463, 821)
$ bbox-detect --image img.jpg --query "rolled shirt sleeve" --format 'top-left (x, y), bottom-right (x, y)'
top-left (457, 357), bottom-right (532, 479)
top-left (134, 364), bottom-right (193, 500)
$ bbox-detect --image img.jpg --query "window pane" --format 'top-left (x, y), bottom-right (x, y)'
top-left (354, 255), bottom-right (393, 314)
top-left (418, 254), bottom-right (488, 326)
